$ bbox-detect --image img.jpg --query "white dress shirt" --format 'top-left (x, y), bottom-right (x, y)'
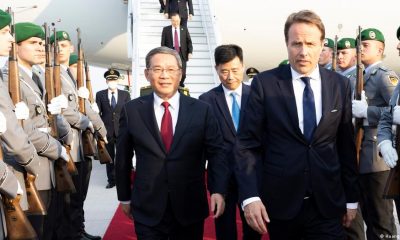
top-left (221, 84), bottom-right (243, 116)
top-left (171, 26), bottom-right (181, 48)
top-left (108, 89), bottom-right (118, 106)
top-left (153, 92), bottom-right (180, 134)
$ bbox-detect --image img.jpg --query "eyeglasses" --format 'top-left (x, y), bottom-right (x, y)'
top-left (147, 67), bottom-right (181, 75)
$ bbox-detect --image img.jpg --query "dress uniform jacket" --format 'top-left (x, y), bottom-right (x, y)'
top-left (360, 62), bottom-right (398, 173)
top-left (3, 66), bottom-right (66, 190)
top-left (60, 67), bottom-right (106, 163)
top-left (0, 69), bottom-right (41, 209)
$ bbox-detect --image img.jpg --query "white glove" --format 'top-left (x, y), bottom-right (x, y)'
top-left (15, 102), bottom-right (29, 120)
top-left (47, 101), bottom-right (62, 115)
top-left (393, 106), bottom-right (400, 125)
top-left (60, 146), bottom-right (69, 162)
top-left (52, 95), bottom-right (68, 109)
top-left (352, 90), bottom-right (368, 118)
top-left (78, 87), bottom-right (89, 99)
top-left (0, 111), bottom-right (7, 134)
top-left (17, 181), bottom-right (23, 195)
top-left (87, 121), bottom-right (94, 133)
top-left (91, 102), bottom-right (100, 114)
top-left (379, 140), bottom-right (398, 168)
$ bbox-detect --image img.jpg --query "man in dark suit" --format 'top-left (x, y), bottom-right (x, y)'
top-left (164, 0), bottom-right (193, 27)
top-left (115, 46), bottom-right (229, 239)
top-left (199, 44), bottom-right (261, 240)
top-left (234, 10), bottom-right (359, 239)
top-left (96, 69), bottom-right (130, 189)
top-left (161, 13), bottom-right (192, 87)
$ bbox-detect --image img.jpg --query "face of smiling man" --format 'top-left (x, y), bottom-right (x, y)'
top-left (145, 53), bottom-right (182, 100)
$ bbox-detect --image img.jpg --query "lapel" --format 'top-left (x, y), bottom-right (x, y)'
top-left (276, 65), bottom-right (304, 140)
top-left (138, 94), bottom-right (166, 152)
top-left (214, 85), bottom-right (236, 135)
top-left (169, 94), bottom-right (195, 153)
top-left (19, 67), bottom-right (44, 100)
top-left (311, 68), bottom-right (335, 142)
top-left (240, 84), bottom-right (250, 124)
top-left (363, 62), bottom-right (381, 86)
top-left (179, 26), bottom-right (185, 47)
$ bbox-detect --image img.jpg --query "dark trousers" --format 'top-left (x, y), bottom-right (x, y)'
top-left (28, 189), bottom-right (51, 240)
top-left (359, 171), bottom-right (396, 240)
top-left (43, 188), bottom-right (65, 240)
top-left (134, 198), bottom-right (204, 240)
top-left (59, 161), bottom-right (84, 240)
top-left (81, 157), bottom-right (93, 231)
top-left (268, 198), bottom-right (345, 240)
top-left (105, 138), bottom-right (116, 185)
top-left (159, 0), bottom-right (165, 9)
top-left (215, 178), bottom-right (261, 240)
top-left (345, 206), bottom-right (365, 240)
top-left (178, 54), bottom-right (187, 87)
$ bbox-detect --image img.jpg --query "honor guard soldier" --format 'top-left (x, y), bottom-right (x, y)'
top-left (319, 37), bottom-right (334, 69)
top-left (51, 30), bottom-right (106, 240)
top-left (337, 38), bottom-right (357, 92)
top-left (352, 28), bottom-right (398, 239)
top-left (2, 22), bottom-right (71, 239)
top-left (245, 67), bottom-right (259, 85)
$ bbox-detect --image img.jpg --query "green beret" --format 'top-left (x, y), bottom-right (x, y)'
top-left (104, 69), bottom-right (120, 80)
top-left (323, 38), bottom-right (334, 49)
top-left (397, 26), bottom-right (400, 41)
top-left (69, 54), bottom-right (78, 66)
top-left (0, 9), bottom-right (11, 30)
top-left (337, 38), bottom-right (356, 50)
top-left (15, 22), bottom-right (45, 43)
top-left (360, 28), bottom-right (385, 43)
top-left (50, 30), bottom-right (71, 44)
top-left (279, 59), bottom-right (289, 66)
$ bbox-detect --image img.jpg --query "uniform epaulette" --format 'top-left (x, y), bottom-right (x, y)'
top-left (378, 65), bottom-right (389, 72)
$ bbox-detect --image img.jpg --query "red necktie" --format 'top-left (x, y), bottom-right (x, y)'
top-left (174, 28), bottom-right (180, 53)
top-left (161, 102), bottom-right (173, 152)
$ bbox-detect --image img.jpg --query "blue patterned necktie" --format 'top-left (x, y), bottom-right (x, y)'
top-left (230, 93), bottom-right (240, 131)
top-left (301, 77), bottom-right (316, 142)
top-left (111, 92), bottom-right (116, 109)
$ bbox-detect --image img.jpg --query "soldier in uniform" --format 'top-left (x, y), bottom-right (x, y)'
top-left (352, 28), bottom-right (398, 239)
top-left (245, 67), bottom-right (259, 85)
top-left (318, 37), bottom-right (334, 69)
top-left (51, 30), bottom-right (106, 240)
top-left (336, 37), bottom-right (366, 240)
top-left (2, 22), bottom-right (71, 239)
top-left (337, 38), bottom-right (357, 92)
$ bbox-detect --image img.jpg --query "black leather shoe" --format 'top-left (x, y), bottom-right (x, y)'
top-left (159, 7), bottom-right (164, 13)
top-left (105, 183), bottom-right (115, 189)
top-left (81, 230), bottom-right (102, 240)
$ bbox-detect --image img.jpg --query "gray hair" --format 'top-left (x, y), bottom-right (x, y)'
top-left (145, 46), bottom-right (182, 69)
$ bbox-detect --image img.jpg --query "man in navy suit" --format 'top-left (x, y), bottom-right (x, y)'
top-left (199, 44), bottom-right (261, 240)
top-left (96, 69), bottom-right (130, 189)
top-left (115, 46), bottom-right (229, 239)
top-left (234, 10), bottom-right (359, 239)
top-left (161, 13), bottom-right (192, 87)
top-left (164, 0), bottom-right (193, 27)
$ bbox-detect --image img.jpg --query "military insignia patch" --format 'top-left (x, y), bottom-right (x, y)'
top-left (68, 94), bottom-right (74, 101)
top-left (35, 105), bottom-right (42, 114)
top-left (345, 40), bottom-right (350, 48)
top-left (62, 32), bottom-right (68, 39)
top-left (324, 39), bottom-right (328, 46)
top-left (389, 76), bottom-right (399, 86)
top-left (369, 31), bottom-right (376, 39)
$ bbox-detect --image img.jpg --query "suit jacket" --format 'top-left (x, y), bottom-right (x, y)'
top-left (116, 93), bottom-right (229, 226)
top-left (234, 65), bottom-right (358, 220)
top-left (165, 0), bottom-right (193, 19)
top-left (199, 84), bottom-right (250, 169)
top-left (161, 25), bottom-right (193, 61)
top-left (96, 89), bottom-right (130, 139)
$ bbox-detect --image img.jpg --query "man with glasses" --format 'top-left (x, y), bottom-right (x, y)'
top-left (116, 46), bottom-right (229, 239)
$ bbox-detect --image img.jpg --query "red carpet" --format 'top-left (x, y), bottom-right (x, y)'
top-left (103, 199), bottom-right (269, 240)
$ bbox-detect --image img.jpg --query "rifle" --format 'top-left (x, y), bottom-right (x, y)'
top-left (7, 8), bottom-right (47, 217)
top-left (50, 26), bottom-right (76, 193)
top-left (331, 35), bottom-right (338, 71)
top-left (76, 28), bottom-right (96, 156)
top-left (0, 139), bottom-right (37, 239)
top-left (84, 60), bottom-right (112, 164)
top-left (354, 26), bottom-right (364, 165)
